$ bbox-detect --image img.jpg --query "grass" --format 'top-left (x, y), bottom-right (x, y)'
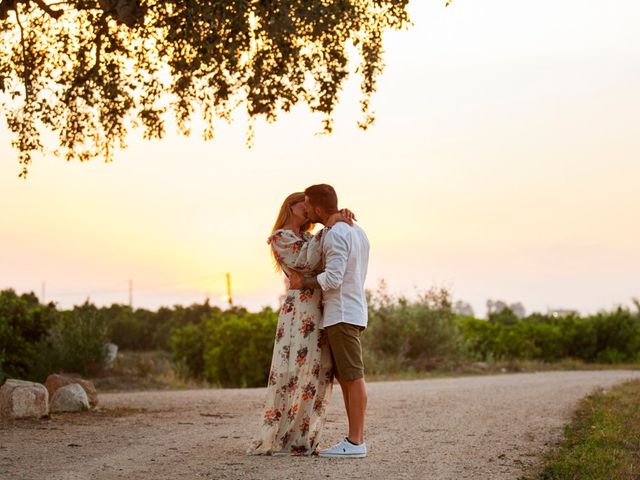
top-left (522, 379), bottom-right (640, 480)
top-left (366, 359), bottom-right (640, 383)
top-left (90, 350), bottom-right (639, 390)
top-left (87, 350), bottom-right (210, 392)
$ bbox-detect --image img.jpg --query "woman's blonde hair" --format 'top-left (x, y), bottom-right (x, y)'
top-left (271, 192), bottom-right (313, 234)
top-left (270, 192), bottom-right (314, 271)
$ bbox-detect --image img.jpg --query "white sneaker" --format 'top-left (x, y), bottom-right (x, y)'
top-left (318, 438), bottom-right (367, 458)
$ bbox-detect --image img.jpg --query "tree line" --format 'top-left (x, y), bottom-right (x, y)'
top-left (1, 287), bottom-right (638, 388)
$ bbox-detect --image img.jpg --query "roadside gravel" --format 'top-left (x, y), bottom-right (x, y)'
top-left (2, 370), bottom-right (639, 480)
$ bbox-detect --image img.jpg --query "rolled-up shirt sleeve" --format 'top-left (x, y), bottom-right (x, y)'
top-left (317, 228), bottom-right (350, 291)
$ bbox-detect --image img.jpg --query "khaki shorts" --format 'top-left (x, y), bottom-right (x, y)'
top-left (325, 323), bottom-right (365, 381)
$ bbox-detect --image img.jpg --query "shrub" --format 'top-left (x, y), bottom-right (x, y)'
top-left (457, 316), bottom-right (503, 361)
top-left (590, 308), bottom-right (640, 363)
top-left (40, 302), bottom-right (109, 379)
top-left (170, 322), bottom-right (207, 380)
top-left (202, 308), bottom-right (277, 387)
top-left (107, 301), bottom-right (224, 351)
top-left (459, 306), bottom-right (640, 363)
top-left (170, 307), bottom-right (277, 387)
top-left (105, 305), bottom-right (144, 350)
top-left (364, 284), bottom-right (463, 373)
top-left (0, 289), bottom-right (58, 383)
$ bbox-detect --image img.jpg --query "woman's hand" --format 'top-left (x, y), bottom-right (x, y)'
top-left (340, 208), bottom-right (357, 222)
top-left (325, 208), bottom-right (357, 227)
top-left (288, 270), bottom-right (303, 289)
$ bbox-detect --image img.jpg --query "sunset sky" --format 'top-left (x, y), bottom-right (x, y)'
top-left (1, 0), bottom-right (639, 317)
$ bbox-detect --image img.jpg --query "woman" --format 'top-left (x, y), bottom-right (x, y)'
top-left (247, 192), bottom-right (350, 456)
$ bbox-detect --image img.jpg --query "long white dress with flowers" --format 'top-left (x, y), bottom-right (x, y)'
top-left (247, 228), bottom-right (334, 455)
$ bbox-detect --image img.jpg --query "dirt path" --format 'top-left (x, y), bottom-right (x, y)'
top-left (2, 370), bottom-right (639, 480)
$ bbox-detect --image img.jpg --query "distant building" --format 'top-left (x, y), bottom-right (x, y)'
top-left (547, 308), bottom-right (578, 318)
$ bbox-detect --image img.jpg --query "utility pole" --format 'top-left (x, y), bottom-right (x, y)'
top-left (128, 279), bottom-right (133, 308)
top-left (226, 272), bottom-right (233, 307)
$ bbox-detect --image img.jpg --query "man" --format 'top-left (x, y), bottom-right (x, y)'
top-left (289, 184), bottom-right (370, 459)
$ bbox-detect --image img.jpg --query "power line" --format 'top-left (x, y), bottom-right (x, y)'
top-left (11, 272), bottom-right (236, 305)
top-left (33, 274), bottom-right (216, 296)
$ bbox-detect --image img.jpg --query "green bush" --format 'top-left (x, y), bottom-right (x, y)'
top-left (3, 284), bottom-right (639, 387)
top-left (150, 306), bottom-right (184, 350)
top-left (106, 301), bottom-right (223, 351)
top-left (203, 308), bottom-right (277, 387)
top-left (43, 302), bottom-right (109, 377)
top-left (105, 305), bottom-right (150, 351)
top-left (0, 289), bottom-right (58, 383)
top-left (170, 322), bottom-right (207, 380)
top-left (551, 314), bottom-right (597, 360)
top-left (170, 307), bottom-right (277, 387)
top-left (457, 316), bottom-right (503, 361)
top-left (591, 308), bottom-right (640, 363)
top-left (0, 291), bottom-right (109, 382)
top-left (364, 285), bottom-right (463, 374)
top-left (153, 302), bottom-right (225, 350)
top-left (459, 306), bottom-right (640, 363)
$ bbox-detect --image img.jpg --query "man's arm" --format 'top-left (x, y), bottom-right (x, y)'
top-left (316, 227), bottom-right (350, 291)
top-left (289, 226), bottom-right (351, 290)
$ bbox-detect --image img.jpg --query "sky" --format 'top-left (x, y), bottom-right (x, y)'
top-left (1, 0), bottom-right (639, 317)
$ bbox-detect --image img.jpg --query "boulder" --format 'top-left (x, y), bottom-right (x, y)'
top-left (103, 342), bottom-right (118, 366)
top-left (50, 384), bottom-right (89, 413)
top-left (0, 379), bottom-right (49, 419)
top-left (45, 374), bottom-right (98, 408)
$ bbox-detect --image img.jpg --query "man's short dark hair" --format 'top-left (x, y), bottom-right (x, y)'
top-left (304, 184), bottom-right (338, 212)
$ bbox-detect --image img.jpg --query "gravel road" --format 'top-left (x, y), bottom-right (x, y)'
top-left (2, 370), bottom-right (639, 480)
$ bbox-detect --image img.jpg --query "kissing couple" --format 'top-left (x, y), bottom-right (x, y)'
top-left (247, 184), bottom-right (370, 458)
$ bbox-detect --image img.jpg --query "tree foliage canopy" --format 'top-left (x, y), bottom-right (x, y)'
top-left (0, 0), bottom-right (421, 177)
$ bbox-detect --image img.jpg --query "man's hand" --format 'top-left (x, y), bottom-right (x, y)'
top-left (288, 270), bottom-right (303, 289)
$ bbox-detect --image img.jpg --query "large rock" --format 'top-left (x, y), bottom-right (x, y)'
top-left (50, 384), bottom-right (89, 413)
top-left (103, 342), bottom-right (118, 366)
top-left (45, 374), bottom-right (98, 408)
top-left (0, 379), bottom-right (49, 419)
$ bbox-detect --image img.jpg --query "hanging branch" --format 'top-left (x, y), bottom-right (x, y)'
top-left (0, 0), bottom-right (435, 177)
top-left (0, 0), bottom-right (63, 20)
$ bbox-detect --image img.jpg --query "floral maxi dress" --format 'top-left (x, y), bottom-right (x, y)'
top-left (247, 229), bottom-right (334, 455)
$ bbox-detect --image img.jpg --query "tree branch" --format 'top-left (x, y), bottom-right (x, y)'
top-left (32, 0), bottom-right (63, 19)
top-left (14, 2), bottom-right (30, 102)
top-left (63, 16), bottom-right (108, 103)
top-left (0, 0), bottom-right (17, 21)
top-left (0, 0), bottom-right (63, 20)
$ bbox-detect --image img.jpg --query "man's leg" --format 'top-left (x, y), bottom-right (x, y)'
top-left (319, 324), bottom-right (368, 458)
top-left (343, 378), bottom-right (367, 444)
top-left (327, 323), bottom-right (367, 444)
top-left (337, 378), bottom-right (351, 426)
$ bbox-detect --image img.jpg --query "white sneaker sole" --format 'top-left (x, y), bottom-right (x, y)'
top-left (318, 452), bottom-right (366, 458)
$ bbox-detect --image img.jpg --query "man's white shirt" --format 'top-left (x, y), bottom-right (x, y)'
top-left (317, 222), bottom-right (370, 329)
